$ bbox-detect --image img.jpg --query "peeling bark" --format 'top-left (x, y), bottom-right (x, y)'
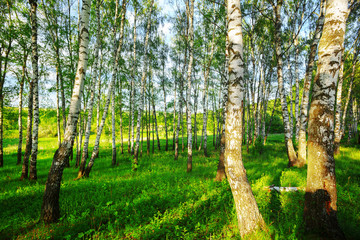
top-left (77, 0), bottom-right (101, 178)
top-left (29, 0), bottom-right (39, 180)
top-left (304, 0), bottom-right (348, 237)
top-left (225, 0), bottom-right (265, 236)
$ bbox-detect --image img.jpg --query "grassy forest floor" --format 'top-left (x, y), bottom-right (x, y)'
top-left (0, 133), bottom-right (359, 239)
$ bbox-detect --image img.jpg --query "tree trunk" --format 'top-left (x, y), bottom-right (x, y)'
top-left (0, 25), bottom-right (12, 168)
top-left (152, 103), bottom-right (155, 154)
top-left (185, 0), bottom-right (194, 172)
top-left (272, 0), bottom-right (298, 167)
top-left (111, 76), bottom-right (116, 166)
top-left (298, 0), bottom-right (326, 164)
top-left (41, 0), bottom-right (91, 223)
top-left (294, 37), bottom-right (300, 141)
top-left (174, 80), bottom-right (182, 160)
top-left (304, 0), bottom-right (348, 237)
top-left (287, 44), bottom-right (294, 139)
top-left (212, 96), bottom-right (216, 147)
top-left (172, 78), bottom-right (177, 150)
top-left (225, 1), bottom-right (265, 236)
top-left (21, 81), bottom-right (33, 180)
top-left (163, 84), bottom-right (168, 151)
top-left (17, 54), bottom-right (27, 165)
top-left (264, 88), bottom-right (278, 145)
top-left (151, 85), bottom-right (161, 151)
top-left (334, 57), bottom-right (344, 154)
top-left (56, 67), bottom-right (61, 148)
top-left (347, 98), bottom-right (354, 143)
top-left (29, 0), bottom-right (39, 180)
top-left (336, 44), bottom-right (358, 152)
top-left (130, 5), bottom-right (137, 154)
top-left (215, 51), bottom-right (228, 182)
top-left (77, 0), bottom-right (101, 178)
top-left (133, 0), bottom-right (153, 168)
top-left (199, 8), bottom-right (216, 153)
top-left (84, 0), bottom-right (126, 176)
top-left (246, 82), bottom-right (252, 151)
top-left (193, 82), bottom-right (198, 150)
top-left (146, 99), bottom-right (150, 155)
top-left (119, 78), bottom-right (124, 154)
top-left (96, 52), bottom-right (103, 158)
top-left (140, 112), bottom-right (143, 156)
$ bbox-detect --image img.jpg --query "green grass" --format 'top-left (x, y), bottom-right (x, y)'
top-left (0, 134), bottom-right (359, 239)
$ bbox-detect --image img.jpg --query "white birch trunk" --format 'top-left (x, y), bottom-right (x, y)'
top-left (130, 6), bottom-right (137, 154)
top-left (304, 0), bottom-right (348, 237)
top-left (111, 77), bottom-right (116, 165)
top-left (186, 0), bottom-right (194, 172)
top-left (29, 0), bottom-right (39, 180)
top-left (41, 0), bottom-right (91, 223)
top-left (225, 0), bottom-right (265, 236)
top-left (77, 0), bottom-right (101, 178)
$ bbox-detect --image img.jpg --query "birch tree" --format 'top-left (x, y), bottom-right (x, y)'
top-left (224, 0), bottom-right (265, 236)
top-left (77, 0), bottom-right (101, 178)
top-left (304, 0), bottom-right (348, 237)
top-left (0, 1), bottom-right (13, 167)
top-left (28, 0), bottom-right (39, 180)
top-left (271, 0), bottom-right (298, 167)
top-left (133, 0), bottom-right (154, 168)
top-left (84, 0), bottom-right (127, 177)
top-left (17, 50), bottom-right (28, 165)
top-left (298, 0), bottom-right (326, 164)
top-left (185, 0), bottom-right (194, 172)
top-left (41, 0), bottom-right (92, 223)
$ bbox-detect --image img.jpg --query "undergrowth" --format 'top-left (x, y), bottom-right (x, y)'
top-left (0, 134), bottom-right (359, 239)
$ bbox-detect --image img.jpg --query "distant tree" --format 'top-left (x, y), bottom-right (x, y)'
top-left (133, 0), bottom-right (154, 169)
top-left (270, 0), bottom-right (298, 167)
top-left (185, 0), bottom-right (194, 172)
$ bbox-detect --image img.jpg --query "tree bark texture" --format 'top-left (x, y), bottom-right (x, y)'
top-left (298, 0), bottom-right (326, 164)
top-left (225, 1), bottom-right (265, 236)
top-left (304, 0), bottom-right (348, 238)
top-left (29, 0), bottom-right (39, 180)
top-left (77, 0), bottom-right (101, 178)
